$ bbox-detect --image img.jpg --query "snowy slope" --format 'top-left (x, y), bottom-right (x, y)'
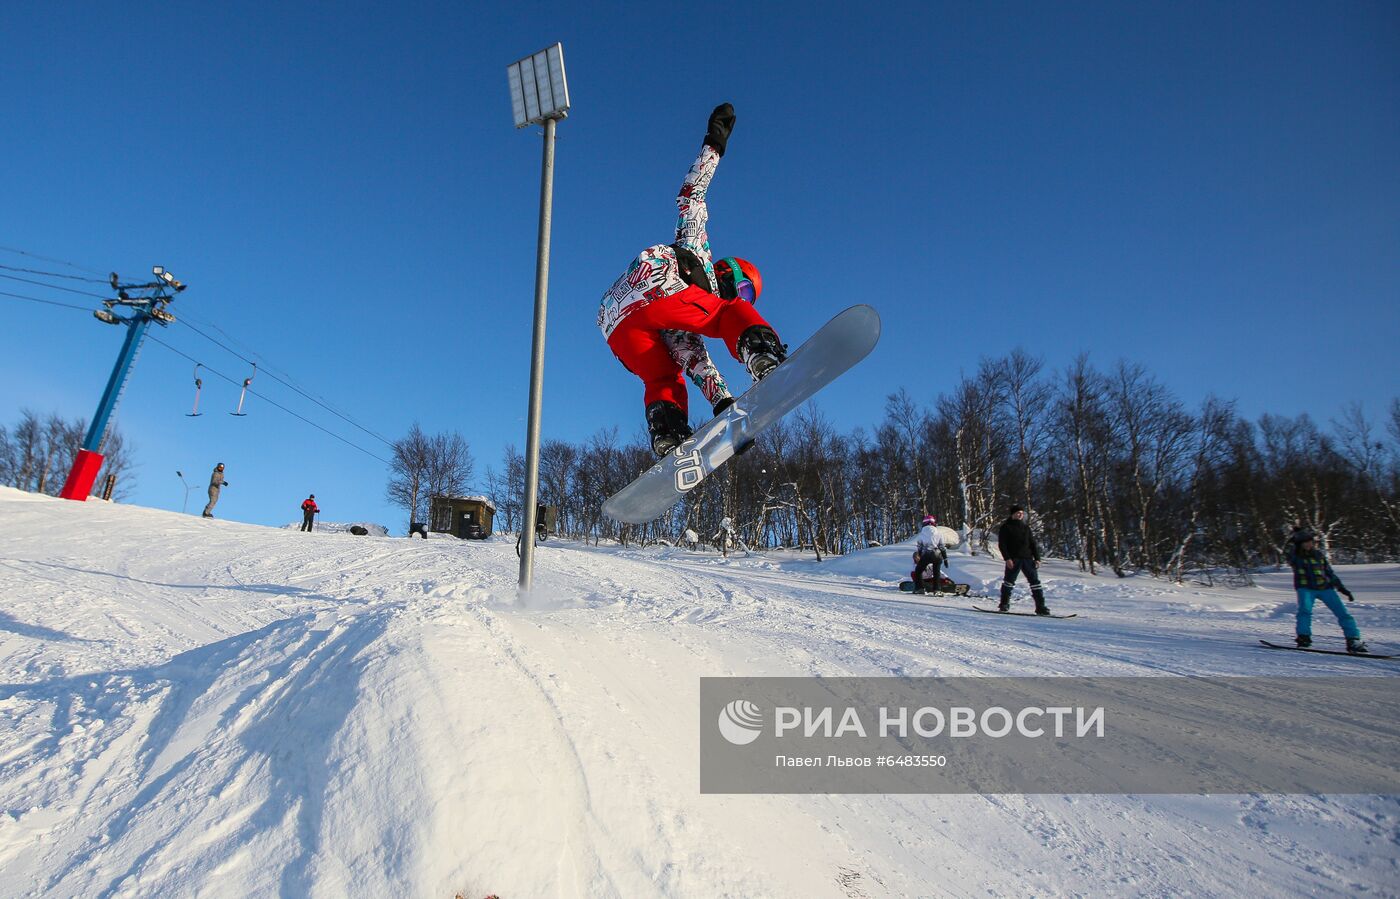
top-left (1, 485), bottom-right (1397, 898)
top-left (278, 521), bottom-right (390, 537)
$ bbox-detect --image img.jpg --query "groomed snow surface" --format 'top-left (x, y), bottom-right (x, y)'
top-left (1, 485), bottom-right (1396, 898)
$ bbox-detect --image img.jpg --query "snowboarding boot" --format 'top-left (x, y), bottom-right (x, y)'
top-left (1347, 637), bottom-right (1370, 655)
top-left (1295, 634), bottom-right (1312, 648)
top-left (711, 396), bottom-right (735, 416)
top-left (738, 326), bottom-right (787, 381)
top-left (1035, 606), bottom-right (1052, 616)
top-left (645, 401), bottom-right (693, 456)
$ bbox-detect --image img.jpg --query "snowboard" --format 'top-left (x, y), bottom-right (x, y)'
top-left (972, 606), bottom-right (1078, 619)
top-left (603, 305), bottom-right (881, 524)
top-left (898, 580), bottom-right (970, 596)
top-left (1258, 640), bottom-right (1393, 660)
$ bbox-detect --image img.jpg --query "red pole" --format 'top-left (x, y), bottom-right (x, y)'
top-left (59, 449), bottom-right (105, 501)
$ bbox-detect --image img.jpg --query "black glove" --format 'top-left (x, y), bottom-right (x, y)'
top-left (1340, 586), bottom-right (1354, 601)
top-left (705, 103), bottom-right (735, 156)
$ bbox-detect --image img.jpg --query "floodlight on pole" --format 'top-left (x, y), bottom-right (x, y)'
top-left (506, 42), bottom-right (569, 592)
top-left (507, 43), bottom-right (569, 129)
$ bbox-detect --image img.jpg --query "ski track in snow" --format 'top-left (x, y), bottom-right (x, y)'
top-left (0, 486), bottom-right (1397, 898)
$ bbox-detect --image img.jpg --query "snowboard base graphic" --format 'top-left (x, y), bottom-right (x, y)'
top-left (603, 305), bottom-right (881, 525)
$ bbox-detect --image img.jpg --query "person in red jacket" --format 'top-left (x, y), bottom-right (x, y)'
top-left (598, 103), bottom-right (787, 456)
top-left (300, 494), bottom-right (319, 532)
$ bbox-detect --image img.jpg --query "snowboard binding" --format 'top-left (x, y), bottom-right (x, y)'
top-left (738, 326), bottom-right (787, 381)
top-left (646, 401), bottom-right (693, 457)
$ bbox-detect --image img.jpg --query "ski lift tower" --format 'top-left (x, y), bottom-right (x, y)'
top-left (59, 266), bottom-right (186, 501)
top-left (506, 42), bottom-right (570, 590)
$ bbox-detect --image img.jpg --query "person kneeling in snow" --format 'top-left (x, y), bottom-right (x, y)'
top-left (597, 103), bottom-right (786, 456)
top-left (911, 515), bottom-right (948, 595)
top-left (1286, 532), bottom-right (1368, 654)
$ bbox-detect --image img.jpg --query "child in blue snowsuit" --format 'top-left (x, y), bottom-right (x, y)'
top-left (1286, 533), bottom-right (1368, 654)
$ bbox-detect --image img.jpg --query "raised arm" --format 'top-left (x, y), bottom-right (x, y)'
top-left (673, 104), bottom-right (735, 283)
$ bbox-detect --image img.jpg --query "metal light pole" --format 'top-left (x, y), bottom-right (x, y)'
top-left (507, 43), bottom-right (570, 590)
top-left (60, 267), bottom-right (185, 501)
top-left (176, 470), bottom-right (195, 514)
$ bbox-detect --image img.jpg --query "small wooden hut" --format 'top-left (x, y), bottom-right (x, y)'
top-left (429, 495), bottom-right (497, 539)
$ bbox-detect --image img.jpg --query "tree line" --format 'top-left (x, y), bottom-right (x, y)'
top-left (0, 409), bottom-right (134, 499)
top-left (466, 350), bottom-right (1399, 580)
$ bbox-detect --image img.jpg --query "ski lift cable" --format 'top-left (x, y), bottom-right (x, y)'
top-left (0, 289), bottom-right (92, 312)
top-left (2, 258), bottom-right (393, 449)
top-left (175, 318), bottom-right (395, 447)
top-left (0, 262), bottom-right (110, 284)
top-left (0, 244), bottom-right (110, 277)
top-left (176, 312), bottom-right (393, 445)
top-left (0, 271), bottom-right (112, 299)
top-left (146, 334), bottom-right (391, 465)
top-left (0, 289), bottom-right (391, 464)
top-left (176, 310), bottom-right (286, 372)
top-left (1, 257), bottom-right (395, 451)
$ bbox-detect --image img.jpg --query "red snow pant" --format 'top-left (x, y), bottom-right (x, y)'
top-left (606, 285), bottom-right (772, 415)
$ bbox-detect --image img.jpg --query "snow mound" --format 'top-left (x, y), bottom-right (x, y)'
top-left (1, 485), bottom-right (1397, 897)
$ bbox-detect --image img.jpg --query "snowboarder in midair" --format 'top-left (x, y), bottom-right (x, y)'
top-left (997, 505), bottom-right (1051, 615)
top-left (300, 494), bottom-right (319, 532)
top-left (1287, 532), bottom-right (1367, 653)
top-left (202, 463), bottom-right (227, 518)
top-left (911, 514), bottom-right (948, 594)
top-left (598, 103), bottom-right (787, 456)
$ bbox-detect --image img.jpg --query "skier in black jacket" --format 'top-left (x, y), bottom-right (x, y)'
top-left (997, 505), bottom-right (1051, 615)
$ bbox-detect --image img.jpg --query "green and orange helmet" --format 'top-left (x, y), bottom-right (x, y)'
top-left (715, 257), bottom-right (762, 303)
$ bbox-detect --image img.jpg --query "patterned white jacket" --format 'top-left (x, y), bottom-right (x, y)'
top-left (598, 144), bottom-right (732, 408)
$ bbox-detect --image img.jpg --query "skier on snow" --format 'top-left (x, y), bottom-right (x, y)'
top-left (1286, 532), bottom-right (1368, 653)
top-left (997, 505), bottom-right (1052, 615)
top-left (202, 463), bottom-right (228, 518)
top-left (300, 494), bottom-right (319, 532)
top-left (910, 514), bottom-right (949, 594)
top-left (598, 103), bottom-right (787, 455)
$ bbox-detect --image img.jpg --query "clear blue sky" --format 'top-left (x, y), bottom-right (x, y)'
top-left (3, 1), bottom-right (1397, 530)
